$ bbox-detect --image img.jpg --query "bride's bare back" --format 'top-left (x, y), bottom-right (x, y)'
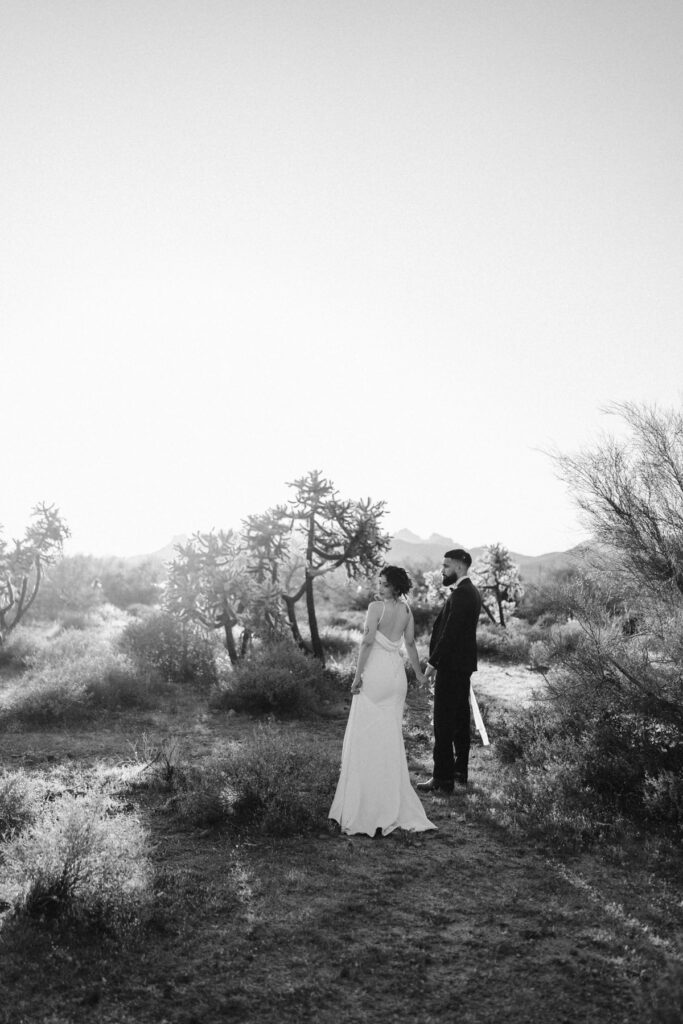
top-left (374, 599), bottom-right (411, 643)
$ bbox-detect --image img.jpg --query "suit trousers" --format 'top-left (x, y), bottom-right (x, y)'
top-left (433, 669), bottom-right (471, 784)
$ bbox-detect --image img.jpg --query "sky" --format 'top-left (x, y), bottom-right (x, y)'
top-left (3, 0), bottom-right (683, 559)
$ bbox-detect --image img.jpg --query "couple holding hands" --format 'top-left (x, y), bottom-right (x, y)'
top-left (329, 549), bottom-right (483, 837)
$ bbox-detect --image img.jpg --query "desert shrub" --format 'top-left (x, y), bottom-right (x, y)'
top-left (1, 792), bottom-right (152, 929)
top-left (224, 726), bottom-right (337, 834)
top-left (0, 770), bottom-right (46, 838)
top-left (27, 554), bottom-right (104, 623)
top-left (55, 610), bottom-right (92, 631)
top-left (548, 619), bottom-right (584, 657)
top-left (515, 568), bottom-right (580, 625)
top-left (98, 558), bottom-right (160, 609)
top-left (0, 627), bottom-right (47, 672)
top-left (476, 620), bottom-right (531, 663)
top-left (320, 625), bottom-right (362, 659)
top-left (493, 666), bottom-right (683, 845)
top-left (489, 758), bottom-right (619, 852)
top-left (127, 733), bottom-right (184, 791)
top-left (528, 403), bottom-right (683, 841)
top-left (1, 630), bottom-right (164, 726)
top-left (118, 611), bottom-right (217, 687)
top-left (490, 700), bottom-right (629, 849)
top-left (177, 725), bottom-right (336, 835)
top-left (528, 640), bottom-right (551, 672)
top-left (211, 639), bottom-right (330, 717)
top-left (171, 757), bottom-right (234, 828)
top-left (642, 770), bottom-right (683, 828)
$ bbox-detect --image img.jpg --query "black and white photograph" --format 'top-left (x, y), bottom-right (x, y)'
top-left (2, 2), bottom-right (682, 1021)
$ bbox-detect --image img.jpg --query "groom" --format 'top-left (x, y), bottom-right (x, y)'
top-left (418, 549), bottom-right (482, 793)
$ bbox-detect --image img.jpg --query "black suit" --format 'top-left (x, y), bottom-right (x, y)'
top-left (428, 576), bottom-right (482, 784)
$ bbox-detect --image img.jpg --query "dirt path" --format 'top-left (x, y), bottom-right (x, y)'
top-left (1, 678), bottom-right (681, 1024)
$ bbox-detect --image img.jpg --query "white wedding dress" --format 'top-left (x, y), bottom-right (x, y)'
top-left (329, 613), bottom-right (436, 837)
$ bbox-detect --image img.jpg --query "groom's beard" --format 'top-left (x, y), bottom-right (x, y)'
top-left (441, 571), bottom-right (458, 587)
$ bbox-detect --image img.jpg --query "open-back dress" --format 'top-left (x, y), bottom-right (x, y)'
top-left (329, 605), bottom-right (436, 837)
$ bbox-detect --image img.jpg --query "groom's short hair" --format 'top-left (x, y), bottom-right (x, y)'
top-left (445, 548), bottom-right (472, 568)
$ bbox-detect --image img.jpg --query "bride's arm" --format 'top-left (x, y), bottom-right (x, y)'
top-left (403, 607), bottom-right (426, 685)
top-left (351, 602), bottom-right (381, 692)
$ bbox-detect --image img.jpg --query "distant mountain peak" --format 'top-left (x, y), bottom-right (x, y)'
top-left (394, 528), bottom-right (423, 544)
top-left (427, 533), bottom-right (456, 547)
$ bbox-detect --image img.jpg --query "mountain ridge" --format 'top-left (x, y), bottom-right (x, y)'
top-left (129, 529), bottom-right (586, 583)
top-left (388, 530), bottom-right (586, 582)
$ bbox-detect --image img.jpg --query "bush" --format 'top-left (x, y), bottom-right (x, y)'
top-left (27, 554), bottom-right (104, 623)
top-left (476, 620), bottom-right (531, 663)
top-left (0, 770), bottom-right (46, 838)
top-left (0, 627), bottom-right (47, 672)
top-left (223, 726), bottom-right (338, 834)
top-left (1, 630), bottom-right (165, 726)
top-left (642, 770), bottom-right (683, 829)
top-left (118, 611), bottom-right (218, 688)
top-left (171, 757), bottom-right (235, 828)
top-left (98, 558), bottom-right (160, 609)
top-left (492, 669), bottom-right (683, 845)
top-left (528, 640), bottom-right (551, 672)
top-left (171, 725), bottom-right (337, 835)
top-left (212, 639), bottom-right (330, 717)
top-left (55, 610), bottom-right (92, 631)
top-left (1, 792), bottom-right (152, 929)
top-left (548, 619), bottom-right (584, 657)
top-left (515, 567), bottom-right (580, 625)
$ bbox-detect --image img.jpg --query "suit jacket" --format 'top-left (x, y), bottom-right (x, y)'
top-left (428, 577), bottom-right (482, 676)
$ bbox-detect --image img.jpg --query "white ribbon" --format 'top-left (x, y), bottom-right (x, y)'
top-left (469, 685), bottom-right (489, 746)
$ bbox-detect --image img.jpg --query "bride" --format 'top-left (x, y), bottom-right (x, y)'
top-left (329, 565), bottom-right (436, 837)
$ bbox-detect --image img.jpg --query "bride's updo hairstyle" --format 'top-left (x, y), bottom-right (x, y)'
top-left (380, 565), bottom-right (412, 598)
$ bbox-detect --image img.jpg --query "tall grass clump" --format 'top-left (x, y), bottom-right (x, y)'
top-left (118, 611), bottom-right (218, 688)
top-left (211, 639), bottom-right (331, 717)
top-left (1, 792), bottom-right (152, 930)
top-left (173, 726), bottom-right (338, 835)
top-left (0, 770), bottom-right (46, 838)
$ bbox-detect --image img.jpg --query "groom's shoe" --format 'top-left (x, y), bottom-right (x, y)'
top-left (416, 778), bottom-right (454, 794)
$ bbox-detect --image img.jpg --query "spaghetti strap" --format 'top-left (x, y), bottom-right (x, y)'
top-left (377, 602), bottom-right (386, 626)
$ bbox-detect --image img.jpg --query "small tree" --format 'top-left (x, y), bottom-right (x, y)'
top-left (472, 543), bottom-right (524, 627)
top-left (0, 503), bottom-right (70, 643)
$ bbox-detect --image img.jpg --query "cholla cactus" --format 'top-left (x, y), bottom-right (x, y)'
top-left (0, 503), bottom-right (70, 644)
top-left (471, 543), bottom-right (524, 627)
top-left (424, 569), bottom-right (448, 608)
